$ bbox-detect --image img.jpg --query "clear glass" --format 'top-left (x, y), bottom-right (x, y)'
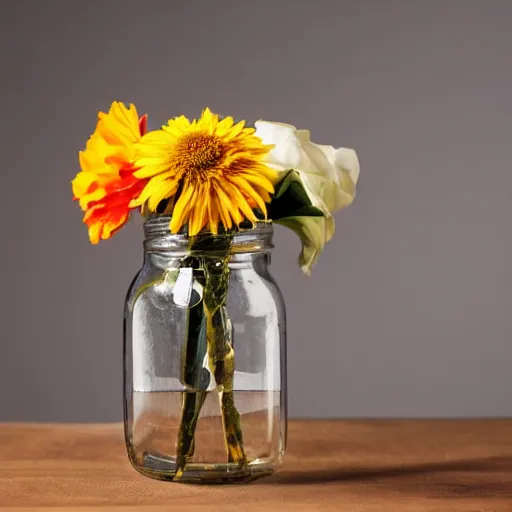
top-left (123, 217), bottom-right (287, 483)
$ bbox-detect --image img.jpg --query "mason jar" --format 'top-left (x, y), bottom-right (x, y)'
top-left (123, 216), bottom-right (287, 483)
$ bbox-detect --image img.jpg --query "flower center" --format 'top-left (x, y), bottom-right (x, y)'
top-left (177, 133), bottom-right (223, 180)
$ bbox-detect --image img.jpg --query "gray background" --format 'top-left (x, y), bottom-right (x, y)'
top-left (2, 0), bottom-right (511, 421)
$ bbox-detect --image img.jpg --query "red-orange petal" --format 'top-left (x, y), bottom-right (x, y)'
top-left (139, 114), bottom-right (148, 136)
top-left (81, 167), bottom-right (147, 243)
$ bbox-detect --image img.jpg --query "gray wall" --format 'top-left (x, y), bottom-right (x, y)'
top-left (2, 0), bottom-right (512, 421)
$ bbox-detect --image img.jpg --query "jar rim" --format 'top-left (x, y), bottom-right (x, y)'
top-left (143, 215), bottom-right (274, 254)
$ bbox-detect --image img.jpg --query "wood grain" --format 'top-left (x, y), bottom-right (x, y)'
top-left (1, 420), bottom-right (512, 511)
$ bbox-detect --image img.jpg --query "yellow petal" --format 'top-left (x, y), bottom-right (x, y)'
top-left (98, 104), bottom-right (138, 145)
top-left (147, 179), bottom-right (179, 211)
top-left (79, 187), bottom-right (106, 210)
top-left (219, 181), bottom-right (257, 224)
top-left (197, 107), bottom-right (214, 132)
top-left (134, 162), bottom-right (174, 179)
top-left (188, 186), bottom-right (208, 236)
top-left (137, 130), bottom-right (176, 149)
top-left (214, 184), bottom-right (243, 226)
top-left (88, 222), bottom-right (102, 244)
top-left (215, 188), bottom-right (233, 229)
top-left (222, 120), bottom-right (246, 140)
top-left (228, 176), bottom-right (267, 214)
top-left (207, 195), bottom-right (219, 234)
top-left (163, 115), bottom-right (192, 137)
top-left (251, 186), bottom-right (271, 204)
top-left (129, 171), bottom-right (175, 207)
top-left (237, 171), bottom-right (275, 194)
top-left (170, 184), bottom-right (195, 233)
top-left (216, 116), bottom-right (235, 135)
top-left (245, 164), bottom-right (279, 183)
top-left (72, 171), bottom-right (98, 197)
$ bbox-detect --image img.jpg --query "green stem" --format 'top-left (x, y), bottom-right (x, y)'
top-left (202, 252), bottom-right (247, 465)
top-left (174, 234), bottom-right (247, 479)
top-left (175, 390), bottom-right (207, 476)
top-left (175, 259), bottom-right (209, 479)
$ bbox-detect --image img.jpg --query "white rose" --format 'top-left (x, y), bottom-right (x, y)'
top-left (254, 121), bottom-right (360, 274)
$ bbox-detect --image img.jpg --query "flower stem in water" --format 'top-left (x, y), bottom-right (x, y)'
top-left (175, 260), bottom-right (209, 479)
top-left (202, 254), bottom-right (247, 465)
top-left (174, 235), bottom-right (247, 479)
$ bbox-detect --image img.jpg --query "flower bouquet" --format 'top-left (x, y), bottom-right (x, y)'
top-left (72, 102), bottom-right (359, 482)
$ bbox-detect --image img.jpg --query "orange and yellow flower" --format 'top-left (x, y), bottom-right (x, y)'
top-left (130, 108), bottom-right (278, 236)
top-left (72, 101), bottom-right (148, 243)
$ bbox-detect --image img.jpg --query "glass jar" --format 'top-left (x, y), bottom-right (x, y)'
top-left (123, 216), bottom-right (287, 483)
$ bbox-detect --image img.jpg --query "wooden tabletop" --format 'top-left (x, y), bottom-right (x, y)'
top-left (1, 420), bottom-right (512, 511)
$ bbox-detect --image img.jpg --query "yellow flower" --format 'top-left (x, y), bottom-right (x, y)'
top-left (131, 108), bottom-right (277, 236)
top-left (72, 102), bottom-right (148, 244)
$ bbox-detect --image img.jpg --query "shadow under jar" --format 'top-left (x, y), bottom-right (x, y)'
top-left (123, 216), bottom-right (287, 484)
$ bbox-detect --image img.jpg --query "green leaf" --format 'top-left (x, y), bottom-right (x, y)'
top-left (269, 170), bottom-right (324, 220)
top-left (275, 215), bottom-right (327, 275)
top-left (181, 296), bottom-right (210, 390)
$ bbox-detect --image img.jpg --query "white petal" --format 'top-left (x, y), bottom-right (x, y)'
top-left (255, 120), bottom-right (303, 170)
top-left (335, 148), bottom-right (360, 185)
top-left (299, 140), bottom-right (334, 176)
top-left (292, 171), bottom-right (321, 208)
top-left (258, 121), bottom-right (360, 217)
top-left (301, 146), bottom-right (359, 213)
top-left (296, 129), bottom-right (311, 143)
top-left (298, 172), bottom-right (334, 213)
top-left (325, 216), bottom-right (335, 242)
top-left (255, 120), bottom-right (297, 131)
top-left (332, 169), bottom-right (357, 211)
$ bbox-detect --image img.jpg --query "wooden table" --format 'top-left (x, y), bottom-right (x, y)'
top-left (1, 420), bottom-right (512, 511)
